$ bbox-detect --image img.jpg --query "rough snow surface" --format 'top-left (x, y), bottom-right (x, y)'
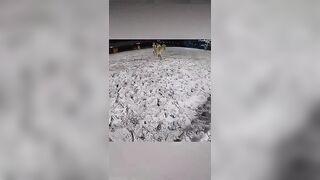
top-left (109, 47), bottom-right (211, 142)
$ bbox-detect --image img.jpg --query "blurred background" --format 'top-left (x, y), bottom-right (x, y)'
top-left (1, 0), bottom-right (320, 180)
top-left (213, 1), bottom-right (320, 180)
top-left (0, 0), bottom-right (108, 180)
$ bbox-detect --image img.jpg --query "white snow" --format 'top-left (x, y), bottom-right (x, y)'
top-left (109, 47), bottom-right (211, 142)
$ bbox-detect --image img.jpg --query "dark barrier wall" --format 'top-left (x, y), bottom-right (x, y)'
top-left (109, 40), bottom-right (211, 53)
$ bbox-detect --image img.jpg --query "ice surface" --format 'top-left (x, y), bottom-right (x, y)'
top-left (109, 47), bottom-right (211, 142)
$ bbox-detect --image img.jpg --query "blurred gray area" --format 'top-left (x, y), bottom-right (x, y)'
top-left (109, 143), bottom-right (211, 180)
top-left (109, 0), bottom-right (210, 39)
top-left (110, 0), bottom-right (210, 4)
top-left (3, 0), bottom-right (320, 180)
top-left (0, 0), bottom-right (108, 179)
top-left (213, 0), bottom-right (320, 180)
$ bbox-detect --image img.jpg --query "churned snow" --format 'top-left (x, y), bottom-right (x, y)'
top-left (109, 47), bottom-right (211, 142)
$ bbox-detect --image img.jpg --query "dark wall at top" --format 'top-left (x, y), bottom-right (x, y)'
top-left (109, 40), bottom-right (211, 53)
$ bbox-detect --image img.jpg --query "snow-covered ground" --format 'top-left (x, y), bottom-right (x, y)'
top-left (109, 47), bottom-right (211, 142)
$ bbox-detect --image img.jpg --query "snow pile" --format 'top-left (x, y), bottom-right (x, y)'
top-left (109, 47), bottom-right (211, 142)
